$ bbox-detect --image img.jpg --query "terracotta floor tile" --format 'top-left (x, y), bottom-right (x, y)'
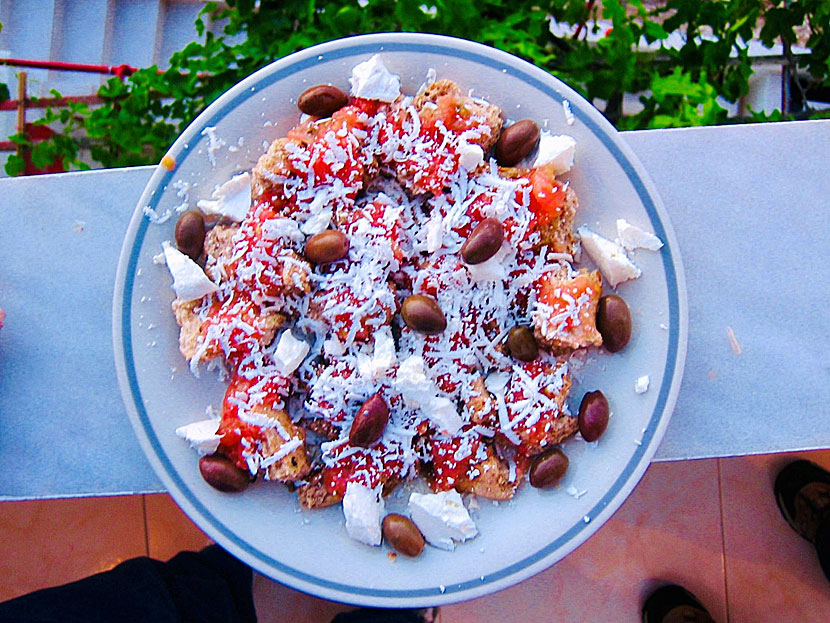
top-left (144, 493), bottom-right (212, 561)
top-left (252, 574), bottom-right (353, 623)
top-left (0, 496), bottom-right (147, 602)
top-left (443, 459), bottom-right (726, 623)
top-left (720, 449), bottom-right (830, 622)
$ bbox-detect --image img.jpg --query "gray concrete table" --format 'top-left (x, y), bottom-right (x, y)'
top-left (1, 120), bottom-right (828, 501)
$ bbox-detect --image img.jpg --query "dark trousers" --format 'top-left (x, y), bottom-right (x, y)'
top-left (817, 515), bottom-right (830, 583)
top-left (0, 546), bottom-right (256, 623)
top-left (0, 545), bottom-right (427, 623)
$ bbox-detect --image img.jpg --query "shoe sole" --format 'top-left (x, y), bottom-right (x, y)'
top-left (774, 460), bottom-right (830, 543)
top-left (642, 584), bottom-right (714, 623)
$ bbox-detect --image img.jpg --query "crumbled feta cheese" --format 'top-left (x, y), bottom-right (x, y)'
top-left (577, 226), bottom-right (641, 288)
top-left (562, 100), bottom-right (575, 126)
top-left (357, 328), bottom-right (397, 381)
top-left (323, 335), bottom-right (346, 357)
top-left (143, 205), bottom-right (172, 224)
top-left (349, 55), bottom-right (401, 102)
top-left (421, 212), bottom-right (444, 253)
top-left (372, 328), bottom-right (397, 373)
top-left (533, 131), bottom-right (576, 174)
top-left (635, 375), bottom-right (650, 394)
top-left (409, 490), bottom-right (478, 551)
top-left (196, 172), bottom-right (251, 221)
top-left (274, 331), bottom-right (310, 375)
top-left (300, 209), bottom-right (333, 235)
top-left (343, 482), bottom-right (384, 546)
top-left (175, 418), bottom-right (221, 456)
top-left (416, 67), bottom-right (438, 98)
top-left (394, 356), bottom-right (435, 409)
top-left (260, 438), bottom-right (303, 470)
top-left (616, 219), bottom-right (664, 251)
top-left (484, 371), bottom-right (510, 395)
top-left (458, 141), bottom-right (484, 171)
top-left (466, 244), bottom-right (510, 283)
top-left (153, 252), bottom-right (166, 266)
top-left (162, 241), bottom-right (218, 301)
top-left (201, 126), bottom-right (226, 168)
top-left (426, 396), bottom-right (464, 436)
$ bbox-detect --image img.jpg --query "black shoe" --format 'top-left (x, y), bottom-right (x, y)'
top-left (642, 585), bottom-right (715, 623)
top-left (331, 607), bottom-right (438, 623)
top-left (774, 460), bottom-right (830, 544)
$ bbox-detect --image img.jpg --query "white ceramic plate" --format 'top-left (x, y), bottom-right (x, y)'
top-left (114, 33), bottom-right (687, 607)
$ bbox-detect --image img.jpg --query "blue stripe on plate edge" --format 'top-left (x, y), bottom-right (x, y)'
top-left (122, 39), bottom-right (680, 599)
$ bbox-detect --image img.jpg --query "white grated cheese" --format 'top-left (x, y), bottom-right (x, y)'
top-left (260, 437), bottom-right (303, 468)
top-left (201, 126), bottom-right (227, 167)
top-left (143, 205), bottom-right (172, 224)
top-left (562, 100), bottom-right (575, 125)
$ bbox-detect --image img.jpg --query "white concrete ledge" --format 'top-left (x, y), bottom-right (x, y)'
top-left (1, 120), bottom-right (828, 499)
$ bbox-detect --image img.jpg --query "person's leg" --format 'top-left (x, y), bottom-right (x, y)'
top-left (641, 585), bottom-right (716, 623)
top-left (814, 515), bottom-right (830, 583)
top-left (0, 545), bottom-right (255, 623)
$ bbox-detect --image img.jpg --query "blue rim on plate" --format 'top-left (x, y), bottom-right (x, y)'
top-left (114, 33), bottom-right (687, 607)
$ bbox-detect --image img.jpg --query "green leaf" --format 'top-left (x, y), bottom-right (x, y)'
top-left (4, 153), bottom-right (25, 177)
top-left (642, 21), bottom-right (667, 42)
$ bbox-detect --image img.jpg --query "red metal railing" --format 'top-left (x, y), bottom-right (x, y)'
top-left (0, 58), bottom-right (137, 78)
top-left (0, 58), bottom-right (138, 173)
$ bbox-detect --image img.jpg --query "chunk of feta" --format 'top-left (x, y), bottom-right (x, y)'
top-left (349, 55), bottom-right (401, 102)
top-left (458, 141), bottom-right (484, 171)
top-left (426, 396), bottom-right (464, 436)
top-left (175, 419), bottom-right (221, 456)
top-left (466, 243), bottom-right (510, 283)
top-left (274, 330), bottom-right (310, 375)
top-left (577, 226), bottom-right (641, 288)
top-left (394, 356), bottom-right (435, 409)
top-left (421, 212), bottom-right (444, 253)
top-left (299, 209), bottom-right (333, 236)
top-left (196, 172), bottom-right (251, 222)
top-left (323, 334), bottom-right (347, 357)
top-left (372, 328), bottom-right (397, 373)
top-left (635, 375), bottom-right (650, 394)
top-left (357, 328), bottom-right (398, 381)
top-left (616, 219), bottom-right (664, 251)
top-left (343, 482), bottom-right (384, 546)
top-left (533, 132), bottom-right (576, 174)
top-left (408, 490), bottom-right (478, 551)
top-left (162, 241), bottom-right (218, 301)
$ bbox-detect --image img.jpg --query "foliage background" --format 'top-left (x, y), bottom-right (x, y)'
top-left (4, 0), bottom-right (829, 175)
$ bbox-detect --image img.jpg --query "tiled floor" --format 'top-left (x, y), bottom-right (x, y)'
top-left (2, 450), bottom-right (830, 621)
